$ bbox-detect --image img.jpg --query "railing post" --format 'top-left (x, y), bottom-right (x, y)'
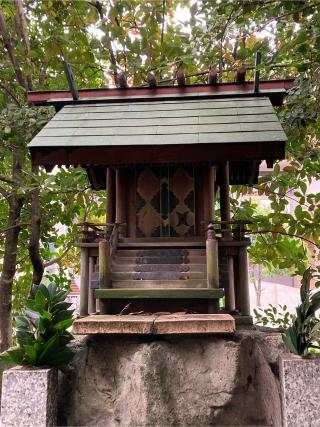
top-left (88, 256), bottom-right (96, 314)
top-left (79, 247), bottom-right (89, 316)
top-left (99, 239), bottom-right (111, 314)
top-left (220, 162), bottom-right (236, 311)
top-left (238, 246), bottom-right (250, 316)
top-left (206, 223), bottom-right (219, 313)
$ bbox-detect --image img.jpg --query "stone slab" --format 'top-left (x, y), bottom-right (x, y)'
top-left (73, 314), bottom-right (235, 335)
top-left (1, 366), bottom-right (58, 427)
top-left (279, 354), bottom-right (320, 427)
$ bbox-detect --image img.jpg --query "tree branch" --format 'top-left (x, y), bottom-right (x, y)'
top-left (0, 81), bottom-right (21, 106)
top-left (0, 5), bottom-right (27, 91)
top-left (44, 242), bottom-right (74, 268)
top-left (13, 0), bottom-right (32, 90)
top-left (250, 230), bottom-right (318, 248)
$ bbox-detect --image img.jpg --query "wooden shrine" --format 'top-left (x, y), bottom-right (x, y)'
top-left (28, 78), bottom-right (291, 331)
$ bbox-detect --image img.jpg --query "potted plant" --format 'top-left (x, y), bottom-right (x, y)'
top-left (279, 267), bottom-right (320, 427)
top-left (0, 282), bottom-right (75, 427)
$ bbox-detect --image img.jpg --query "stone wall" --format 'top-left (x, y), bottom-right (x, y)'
top-left (58, 328), bottom-right (285, 426)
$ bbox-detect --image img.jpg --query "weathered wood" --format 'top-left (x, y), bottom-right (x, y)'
top-left (110, 279), bottom-right (207, 289)
top-left (236, 66), bottom-right (246, 84)
top-left (37, 121), bottom-right (283, 138)
top-left (88, 256), bottom-right (96, 314)
top-left (54, 97), bottom-right (272, 113)
top-left (31, 130), bottom-right (287, 148)
top-left (238, 247), bottom-right (250, 316)
top-left (73, 314), bottom-right (235, 335)
top-left (106, 167), bottom-right (115, 225)
top-left (146, 72), bottom-right (157, 87)
top-left (79, 247), bottom-right (89, 316)
top-left (30, 140), bottom-right (286, 167)
top-left (176, 69), bottom-right (186, 86)
top-left (115, 169), bottom-right (127, 237)
top-left (94, 288), bottom-right (224, 299)
top-left (47, 113), bottom-right (279, 128)
top-left (220, 162), bottom-right (236, 311)
top-left (208, 69), bottom-right (219, 85)
top-left (98, 239), bottom-right (111, 314)
top-left (206, 225), bottom-right (219, 288)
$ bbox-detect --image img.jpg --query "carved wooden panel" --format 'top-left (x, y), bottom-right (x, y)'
top-left (136, 166), bottom-right (195, 237)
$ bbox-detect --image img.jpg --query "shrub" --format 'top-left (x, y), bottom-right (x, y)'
top-left (0, 282), bottom-right (75, 368)
top-left (282, 268), bottom-right (320, 356)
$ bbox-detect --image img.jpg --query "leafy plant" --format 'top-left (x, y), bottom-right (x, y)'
top-left (254, 304), bottom-right (295, 328)
top-left (0, 282), bottom-right (75, 368)
top-left (282, 268), bottom-right (320, 356)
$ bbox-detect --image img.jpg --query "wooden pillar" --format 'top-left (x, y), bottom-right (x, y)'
top-left (238, 247), bottom-right (250, 316)
top-left (79, 247), bottom-right (89, 316)
top-left (106, 168), bottom-right (115, 225)
top-left (220, 162), bottom-right (236, 312)
top-left (206, 224), bottom-right (219, 313)
top-left (88, 256), bottom-right (96, 314)
top-left (115, 168), bottom-right (127, 237)
top-left (99, 239), bottom-right (111, 314)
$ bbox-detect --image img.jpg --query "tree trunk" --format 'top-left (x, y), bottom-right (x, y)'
top-left (29, 165), bottom-right (44, 286)
top-left (0, 146), bottom-right (24, 352)
top-left (0, 196), bottom-right (23, 352)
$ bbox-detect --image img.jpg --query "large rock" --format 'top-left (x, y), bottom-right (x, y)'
top-left (58, 328), bottom-right (285, 426)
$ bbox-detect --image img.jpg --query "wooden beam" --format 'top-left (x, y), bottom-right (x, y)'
top-left (236, 66), bottom-right (246, 84)
top-left (238, 247), bottom-right (250, 315)
top-left (94, 288), bottom-right (224, 299)
top-left (106, 167), bottom-right (115, 225)
top-left (88, 256), bottom-right (96, 314)
top-left (115, 168), bottom-right (127, 237)
top-left (99, 239), bottom-right (111, 314)
top-left (30, 140), bottom-right (286, 167)
top-left (147, 72), bottom-right (157, 87)
top-left (208, 69), bottom-right (218, 85)
top-left (79, 247), bottom-right (89, 316)
top-left (220, 162), bottom-right (236, 311)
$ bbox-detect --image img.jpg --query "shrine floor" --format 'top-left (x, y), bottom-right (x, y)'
top-left (73, 313), bottom-right (235, 335)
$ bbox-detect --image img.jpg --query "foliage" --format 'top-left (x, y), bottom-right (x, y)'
top-left (0, 282), bottom-right (75, 368)
top-left (254, 304), bottom-right (295, 329)
top-left (282, 268), bottom-right (320, 356)
top-left (0, 0), bottom-right (319, 348)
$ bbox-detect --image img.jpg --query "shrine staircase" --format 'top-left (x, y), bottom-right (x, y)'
top-left (91, 238), bottom-right (223, 313)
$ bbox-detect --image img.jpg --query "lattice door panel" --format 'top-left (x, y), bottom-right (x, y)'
top-left (136, 166), bottom-right (195, 237)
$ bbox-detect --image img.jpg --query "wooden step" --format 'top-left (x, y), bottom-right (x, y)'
top-left (94, 288), bottom-right (223, 299)
top-left (111, 263), bottom-right (207, 273)
top-left (115, 249), bottom-right (206, 257)
top-left (119, 237), bottom-right (205, 243)
top-left (111, 281), bottom-right (208, 289)
top-left (111, 272), bottom-right (207, 281)
top-left (118, 241), bottom-right (205, 248)
top-left (113, 256), bottom-right (206, 265)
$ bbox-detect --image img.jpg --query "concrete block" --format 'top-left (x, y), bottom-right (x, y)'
top-left (1, 367), bottom-right (58, 427)
top-left (279, 354), bottom-right (320, 427)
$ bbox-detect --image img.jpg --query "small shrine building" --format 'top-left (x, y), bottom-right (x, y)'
top-left (28, 76), bottom-right (292, 334)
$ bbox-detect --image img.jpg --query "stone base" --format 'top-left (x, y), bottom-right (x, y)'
top-left (1, 367), bottom-right (58, 427)
top-left (73, 314), bottom-right (235, 335)
top-left (58, 329), bottom-right (285, 426)
top-left (279, 354), bottom-right (320, 427)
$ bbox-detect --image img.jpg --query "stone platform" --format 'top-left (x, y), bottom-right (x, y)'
top-left (58, 328), bottom-right (285, 426)
top-left (73, 314), bottom-right (235, 335)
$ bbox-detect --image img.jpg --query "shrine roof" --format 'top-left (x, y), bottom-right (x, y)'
top-left (28, 95), bottom-right (287, 168)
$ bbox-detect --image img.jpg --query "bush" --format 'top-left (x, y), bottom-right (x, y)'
top-left (0, 282), bottom-right (75, 369)
top-left (282, 268), bottom-right (320, 356)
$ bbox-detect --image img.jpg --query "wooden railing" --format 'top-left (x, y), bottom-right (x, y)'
top-left (206, 220), bottom-right (251, 316)
top-left (77, 222), bottom-right (124, 316)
